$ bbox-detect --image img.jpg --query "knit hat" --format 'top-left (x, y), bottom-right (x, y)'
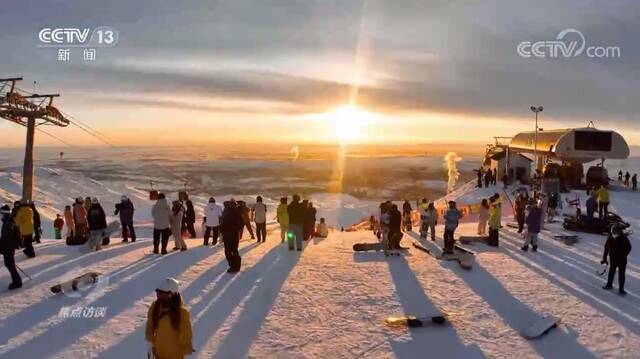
top-left (0, 204), bottom-right (10, 215)
top-left (121, 195), bottom-right (128, 201)
top-left (92, 197), bottom-right (99, 204)
top-left (209, 197), bottom-right (215, 203)
top-left (156, 277), bottom-right (180, 294)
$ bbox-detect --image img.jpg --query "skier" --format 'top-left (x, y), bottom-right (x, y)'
top-left (276, 197), bottom-right (289, 243)
top-left (170, 201), bottom-right (187, 251)
top-left (1, 204), bottom-right (22, 290)
top-left (114, 195), bottom-right (136, 242)
top-left (64, 205), bottom-right (75, 241)
top-left (15, 200), bottom-right (35, 258)
top-left (87, 198), bottom-right (108, 249)
top-left (602, 223), bottom-right (632, 295)
top-left (632, 174), bottom-right (637, 192)
top-left (146, 277), bottom-right (194, 359)
top-left (443, 201), bottom-right (463, 254)
top-left (624, 171), bottom-right (631, 187)
top-left (547, 192), bottom-right (559, 223)
top-left (237, 201), bottom-right (255, 240)
top-left (596, 184), bottom-right (610, 219)
top-left (184, 200), bottom-right (197, 238)
top-left (487, 195), bottom-right (502, 247)
top-left (252, 196), bottom-right (267, 243)
top-left (306, 202), bottom-right (317, 241)
top-left (287, 194), bottom-right (305, 251)
top-left (31, 202), bottom-right (42, 244)
top-left (221, 200), bottom-right (244, 272)
top-left (402, 200), bottom-right (412, 232)
top-left (521, 201), bottom-right (542, 252)
top-left (53, 214), bottom-right (64, 240)
top-left (478, 199), bottom-right (490, 236)
top-left (514, 194), bottom-right (527, 233)
top-left (585, 191), bottom-right (597, 221)
top-left (152, 193), bottom-right (172, 254)
top-left (316, 217), bottom-right (329, 238)
top-left (203, 197), bottom-right (223, 246)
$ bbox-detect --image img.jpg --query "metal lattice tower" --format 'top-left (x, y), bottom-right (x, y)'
top-left (0, 77), bottom-right (70, 201)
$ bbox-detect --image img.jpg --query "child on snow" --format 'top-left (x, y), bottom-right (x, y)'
top-left (53, 214), bottom-right (64, 240)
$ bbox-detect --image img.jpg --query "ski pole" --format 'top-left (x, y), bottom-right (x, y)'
top-left (16, 264), bottom-right (32, 280)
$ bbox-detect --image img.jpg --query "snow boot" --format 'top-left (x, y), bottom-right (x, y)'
top-left (122, 239), bottom-right (128, 243)
top-left (8, 282), bottom-right (22, 290)
top-left (521, 245), bottom-right (529, 252)
top-left (619, 289), bottom-right (627, 296)
top-left (161, 249), bottom-right (168, 255)
top-left (603, 285), bottom-right (613, 290)
top-left (153, 248), bottom-right (159, 254)
top-left (532, 245), bottom-right (538, 252)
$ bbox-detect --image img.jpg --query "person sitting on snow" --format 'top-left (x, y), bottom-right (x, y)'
top-left (316, 218), bottom-right (329, 238)
top-left (602, 223), bottom-right (632, 295)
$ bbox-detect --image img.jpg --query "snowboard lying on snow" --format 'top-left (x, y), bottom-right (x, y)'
top-left (521, 315), bottom-right (560, 339)
top-left (353, 242), bottom-right (409, 252)
top-left (412, 239), bottom-right (474, 270)
top-left (553, 234), bottom-right (579, 246)
top-left (79, 221), bottom-right (121, 254)
top-left (50, 271), bottom-right (101, 294)
top-left (385, 314), bottom-right (447, 328)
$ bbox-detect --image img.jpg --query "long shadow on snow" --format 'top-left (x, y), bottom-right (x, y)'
top-left (386, 255), bottom-right (485, 359)
top-left (96, 242), bottom-right (263, 359)
top-left (499, 231), bottom-right (640, 335)
top-left (453, 252), bottom-right (598, 358)
top-left (0, 246), bottom-right (219, 358)
top-left (0, 251), bottom-right (171, 352)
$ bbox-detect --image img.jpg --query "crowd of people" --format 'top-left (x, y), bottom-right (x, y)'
top-left (617, 170), bottom-right (638, 191)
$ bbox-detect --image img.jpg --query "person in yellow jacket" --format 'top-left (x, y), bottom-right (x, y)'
top-left (14, 201), bottom-right (35, 258)
top-left (595, 184), bottom-right (610, 219)
top-left (276, 197), bottom-right (289, 243)
top-left (487, 195), bottom-right (502, 247)
top-left (146, 277), bottom-right (194, 359)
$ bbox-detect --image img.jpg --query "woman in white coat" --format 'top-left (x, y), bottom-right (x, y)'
top-left (170, 201), bottom-right (187, 251)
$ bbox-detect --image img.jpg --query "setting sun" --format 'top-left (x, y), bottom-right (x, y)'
top-left (324, 105), bottom-right (378, 144)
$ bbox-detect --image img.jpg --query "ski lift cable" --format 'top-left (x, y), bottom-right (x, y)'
top-left (68, 121), bottom-right (116, 147)
top-left (59, 108), bottom-right (116, 143)
top-left (35, 127), bottom-right (79, 148)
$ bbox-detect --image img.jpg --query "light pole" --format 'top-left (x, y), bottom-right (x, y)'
top-left (530, 106), bottom-right (543, 171)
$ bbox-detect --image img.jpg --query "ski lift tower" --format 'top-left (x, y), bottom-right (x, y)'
top-left (0, 77), bottom-right (70, 201)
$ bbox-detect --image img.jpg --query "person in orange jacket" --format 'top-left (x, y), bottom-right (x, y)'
top-left (53, 214), bottom-right (64, 240)
top-left (146, 278), bottom-right (194, 359)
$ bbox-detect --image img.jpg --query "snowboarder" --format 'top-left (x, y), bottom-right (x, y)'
top-left (73, 197), bottom-right (88, 243)
top-left (624, 171), bottom-right (631, 187)
top-left (64, 205), bottom-right (75, 241)
top-left (146, 278), bottom-right (194, 359)
top-left (152, 193), bottom-right (171, 254)
top-left (276, 197), bottom-right (289, 243)
top-left (87, 198), bottom-right (108, 249)
top-left (184, 200), bottom-right (197, 238)
top-left (15, 200), bottom-right (35, 258)
top-left (305, 201), bottom-right (317, 241)
top-left (114, 195), bottom-right (136, 242)
top-left (547, 192), bottom-right (559, 223)
top-left (602, 223), bottom-right (632, 295)
top-left (287, 194), bottom-right (305, 251)
top-left (1, 204), bottom-right (22, 290)
top-left (514, 194), bottom-right (527, 233)
top-left (585, 191), bottom-right (597, 221)
top-left (632, 174), bottom-right (637, 192)
top-left (221, 200), bottom-right (244, 272)
top-left (252, 196), bottom-right (268, 243)
top-left (521, 201), bottom-right (542, 252)
top-left (238, 201), bottom-right (255, 240)
top-left (443, 201), bottom-right (463, 254)
top-left (316, 218), bottom-right (329, 238)
top-left (596, 184), bottom-right (610, 219)
top-left (170, 201), bottom-right (187, 251)
top-left (31, 202), bottom-right (42, 244)
top-left (402, 200), bottom-right (412, 232)
top-left (53, 214), bottom-right (64, 240)
top-left (487, 195), bottom-right (501, 247)
top-left (203, 197), bottom-right (223, 245)
top-left (478, 199), bottom-right (490, 236)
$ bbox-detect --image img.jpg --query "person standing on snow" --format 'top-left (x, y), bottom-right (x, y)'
top-left (170, 201), bottom-right (187, 251)
top-left (146, 278), bottom-right (194, 359)
top-left (31, 202), bottom-right (42, 244)
top-left (316, 217), bottom-right (329, 238)
top-left (379, 203), bottom-right (391, 254)
top-left (15, 200), bottom-right (35, 258)
top-left (493, 168), bottom-right (498, 186)
top-left (421, 202), bottom-right (438, 241)
top-left (484, 170), bottom-right (492, 188)
top-left (252, 196), bottom-right (268, 243)
top-left (53, 214), bottom-right (64, 240)
top-left (84, 196), bottom-right (92, 213)
top-left (276, 197), bottom-right (289, 243)
top-left (476, 167), bottom-right (483, 188)
top-left (87, 198), bottom-right (108, 249)
top-left (443, 201), bottom-right (463, 254)
top-left (184, 200), bottom-right (197, 238)
top-left (596, 184), bottom-right (610, 219)
top-left (521, 201), bottom-right (542, 252)
top-left (618, 170), bottom-right (623, 183)
top-left (624, 171), bottom-right (631, 187)
top-left (632, 174), bottom-right (637, 192)
top-left (478, 199), bottom-right (490, 236)
top-left (389, 204), bottom-right (403, 251)
top-left (115, 195), bottom-right (136, 242)
top-left (287, 194), bottom-right (306, 251)
top-left (221, 200), bottom-right (244, 272)
top-left (1, 204), bottom-right (22, 290)
top-left (585, 190), bottom-right (597, 221)
top-left (514, 194), bottom-right (527, 233)
top-left (305, 202), bottom-right (317, 241)
top-left (487, 195), bottom-right (502, 247)
top-left (547, 192), bottom-right (559, 223)
top-left (64, 205), bottom-right (75, 241)
top-left (203, 197), bottom-right (223, 245)
top-left (402, 200), bottom-right (412, 232)
top-left (152, 193), bottom-right (172, 254)
top-left (537, 193), bottom-right (548, 230)
top-left (602, 223), bottom-right (632, 295)
top-left (237, 201), bottom-right (255, 240)
top-left (73, 198), bottom-right (88, 243)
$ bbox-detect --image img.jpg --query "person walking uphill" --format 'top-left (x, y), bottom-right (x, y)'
top-left (602, 223), bottom-right (632, 295)
top-left (15, 200), bottom-right (35, 258)
top-left (252, 196), bottom-right (267, 243)
top-left (152, 193), bottom-right (172, 254)
top-left (221, 200), bottom-right (244, 273)
top-left (1, 205), bottom-right (22, 290)
top-left (521, 201), bottom-right (542, 252)
top-left (115, 195), bottom-right (136, 242)
top-left (170, 201), bottom-right (187, 251)
top-left (443, 201), bottom-right (463, 254)
top-left (203, 197), bottom-right (223, 246)
top-left (287, 194), bottom-right (306, 251)
top-left (146, 278), bottom-right (194, 359)
top-left (276, 197), bottom-right (289, 243)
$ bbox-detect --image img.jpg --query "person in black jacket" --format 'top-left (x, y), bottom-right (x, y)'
top-left (220, 200), bottom-right (244, 273)
top-left (115, 195), bottom-right (136, 242)
top-left (287, 194), bottom-right (305, 251)
top-left (184, 200), bottom-right (196, 238)
top-left (88, 198), bottom-right (108, 246)
top-left (31, 203), bottom-right (42, 244)
top-left (602, 223), bottom-right (632, 295)
top-left (389, 204), bottom-right (403, 250)
top-left (1, 204), bottom-right (22, 290)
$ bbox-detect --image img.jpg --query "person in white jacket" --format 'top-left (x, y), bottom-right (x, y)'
top-left (477, 199), bottom-right (490, 236)
top-left (203, 197), bottom-right (223, 245)
top-left (151, 194), bottom-right (171, 254)
top-left (170, 201), bottom-right (187, 251)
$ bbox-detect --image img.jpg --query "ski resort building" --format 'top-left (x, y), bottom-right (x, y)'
top-left (488, 151), bottom-right (532, 183)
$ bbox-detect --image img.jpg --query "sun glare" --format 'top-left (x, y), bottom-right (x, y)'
top-left (325, 105), bottom-right (376, 144)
